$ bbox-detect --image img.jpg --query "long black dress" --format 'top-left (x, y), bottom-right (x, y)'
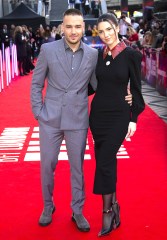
top-left (14, 32), bottom-right (27, 75)
top-left (89, 46), bottom-right (145, 195)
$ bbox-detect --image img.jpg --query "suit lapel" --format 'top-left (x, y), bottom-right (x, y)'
top-left (54, 40), bottom-right (72, 80)
top-left (54, 40), bottom-right (91, 83)
top-left (72, 44), bottom-right (91, 80)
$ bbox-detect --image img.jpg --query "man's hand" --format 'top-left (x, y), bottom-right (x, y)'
top-left (125, 88), bottom-right (132, 105)
top-left (126, 122), bottom-right (136, 139)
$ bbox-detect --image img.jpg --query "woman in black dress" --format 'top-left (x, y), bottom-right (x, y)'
top-left (89, 13), bottom-right (145, 237)
top-left (14, 26), bottom-right (27, 76)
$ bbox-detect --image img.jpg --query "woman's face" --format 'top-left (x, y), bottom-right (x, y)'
top-left (19, 27), bottom-right (23, 33)
top-left (145, 34), bottom-right (150, 42)
top-left (127, 28), bottom-right (133, 36)
top-left (97, 21), bottom-right (119, 49)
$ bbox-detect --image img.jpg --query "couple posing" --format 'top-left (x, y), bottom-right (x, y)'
top-left (31, 9), bottom-right (145, 237)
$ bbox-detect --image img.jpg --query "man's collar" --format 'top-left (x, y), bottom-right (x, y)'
top-left (63, 38), bottom-right (83, 51)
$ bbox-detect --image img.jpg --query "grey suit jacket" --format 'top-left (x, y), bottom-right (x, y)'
top-left (31, 39), bottom-right (98, 130)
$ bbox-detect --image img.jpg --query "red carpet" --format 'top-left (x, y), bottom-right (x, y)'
top-left (0, 74), bottom-right (167, 240)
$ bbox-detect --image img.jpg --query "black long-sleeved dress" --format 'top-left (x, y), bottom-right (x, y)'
top-left (89, 47), bottom-right (145, 195)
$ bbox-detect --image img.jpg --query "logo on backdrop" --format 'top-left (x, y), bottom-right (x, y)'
top-left (83, 36), bottom-right (105, 50)
top-left (0, 127), bottom-right (130, 162)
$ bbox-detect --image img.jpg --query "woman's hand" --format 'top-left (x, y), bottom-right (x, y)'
top-left (126, 122), bottom-right (136, 139)
top-left (125, 88), bottom-right (132, 105)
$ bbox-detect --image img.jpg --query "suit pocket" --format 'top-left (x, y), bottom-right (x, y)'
top-left (37, 103), bottom-right (48, 122)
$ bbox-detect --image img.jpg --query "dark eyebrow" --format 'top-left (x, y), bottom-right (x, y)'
top-left (98, 26), bottom-right (112, 32)
top-left (65, 24), bottom-right (82, 27)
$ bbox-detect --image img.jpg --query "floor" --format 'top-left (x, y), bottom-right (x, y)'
top-left (142, 81), bottom-right (167, 124)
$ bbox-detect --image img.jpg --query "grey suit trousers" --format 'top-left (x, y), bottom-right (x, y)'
top-left (39, 120), bottom-right (88, 214)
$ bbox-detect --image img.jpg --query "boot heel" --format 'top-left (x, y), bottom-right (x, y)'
top-left (112, 201), bottom-right (121, 229)
top-left (98, 209), bottom-right (115, 237)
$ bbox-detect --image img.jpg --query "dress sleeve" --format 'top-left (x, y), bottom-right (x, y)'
top-left (129, 49), bottom-right (145, 122)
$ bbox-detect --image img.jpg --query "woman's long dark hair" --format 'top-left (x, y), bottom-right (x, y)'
top-left (97, 13), bottom-right (118, 27)
top-left (97, 13), bottom-right (119, 37)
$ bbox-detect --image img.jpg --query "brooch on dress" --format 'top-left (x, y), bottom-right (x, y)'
top-left (108, 51), bottom-right (111, 56)
top-left (106, 51), bottom-right (111, 66)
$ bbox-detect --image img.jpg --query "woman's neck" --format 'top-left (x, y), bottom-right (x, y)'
top-left (108, 39), bottom-right (120, 51)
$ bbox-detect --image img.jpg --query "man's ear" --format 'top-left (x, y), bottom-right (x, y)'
top-left (61, 23), bottom-right (64, 34)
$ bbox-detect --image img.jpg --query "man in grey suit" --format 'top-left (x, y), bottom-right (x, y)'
top-left (31, 8), bottom-right (132, 232)
top-left (31, 8), bottom-right (97, 232)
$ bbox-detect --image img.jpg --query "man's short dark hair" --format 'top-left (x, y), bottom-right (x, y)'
top-left (63, 8), bottom-right (83, 18)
